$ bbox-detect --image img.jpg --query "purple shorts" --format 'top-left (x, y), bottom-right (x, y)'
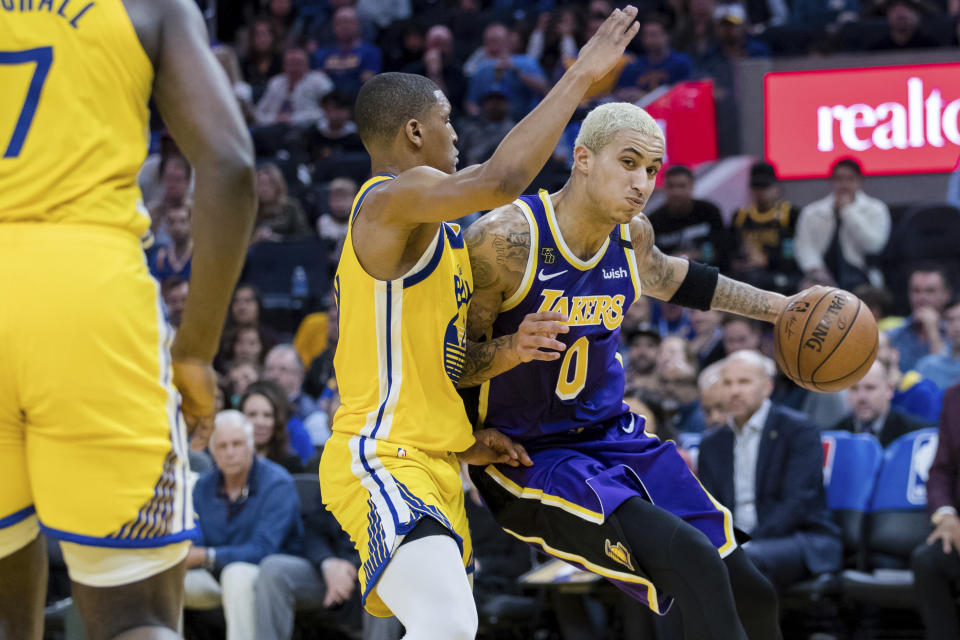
top-left (471, 413), bottom-right (736, 614)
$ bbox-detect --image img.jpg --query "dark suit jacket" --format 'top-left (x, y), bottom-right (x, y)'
top-left (832, 408), bottom-right (932, 448)
top-left (698, 403), bottom-right (842, 575)
top-left (928, 384), bottom-right (960, 515)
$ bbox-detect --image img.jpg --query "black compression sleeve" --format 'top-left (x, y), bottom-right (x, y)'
top-left (668, 260), bottom-right (719, 311)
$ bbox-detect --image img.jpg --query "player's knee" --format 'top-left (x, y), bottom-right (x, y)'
top-left (430, 606), bottom-right (478, 640)
top-left (671, 524), bottom-right (722, 568)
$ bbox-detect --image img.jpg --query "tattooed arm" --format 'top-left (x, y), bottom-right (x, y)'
top-left (630, 215), bottom-right (788, 323)
top-left (458, 205), bottom-right (569, 388)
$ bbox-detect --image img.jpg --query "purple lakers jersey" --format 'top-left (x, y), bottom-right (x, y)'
top-left (481, 190), bottom-right (642, 441)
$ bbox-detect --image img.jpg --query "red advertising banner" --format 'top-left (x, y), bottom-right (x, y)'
top-left (646, 80), bottom-right (718, 173)
top-left (765, 62), bottom-right (960, 179)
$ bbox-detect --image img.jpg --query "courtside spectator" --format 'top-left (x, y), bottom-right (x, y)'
top-left (699, 351), bottom-right (842, 590)
top-left (254, 48), bottom-right (333, 156)
top-left (149, 205), bottom-right (193, 282)
top-left (457, 87), bottom-right (516, 167)
top-left (242, 18), bottom-right (283, 103)
top-left (253, 164), bottom-right (312, 242)
top-left (241, 380), bottom-right (309, 472)
top-left (887, 264), bottom-right (952, 371)
top-left (833, 360), bottom-right (932, 446)
top-left (465, 23), bottom-right (549, 119)
top-left (795, 159), bottom-right (890, 290)
top-left (185, 411), bottom-right (304, 640)
top-left (264, 345), bottom-right (331, 447)
top-left (877, 331), bottom-right (944, 424)
top-left (316, 177), bottom-right (357, 267)
top-left (615, 14), bottom-right (692, 102)
top-left (730, 161), bottom-right (800, 294)
top-left (310, 6), bottom-right (382, 99)
top-left (911, 383), bottom-right (960, 640)
top-left (161, 276), bottom-right (189, 329)
top-left (917, 298), bottom-right (960, 390)
top-left (648, 165), bottom-right (730, 269)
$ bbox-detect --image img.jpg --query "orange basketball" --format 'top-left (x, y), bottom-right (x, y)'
top-left (774, 286), bottom-right (879, 393)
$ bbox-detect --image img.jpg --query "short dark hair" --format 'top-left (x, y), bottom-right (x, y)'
top-left (643, 13), bottom-right (672, 31)
top-left (161, 275), bottom-right (187, 297)
top-left (355, 73), bottom-right (442, 150)
top-left (831, 157), bottom-right (863, 177)
top-left (321, 90), bottom-right (352, 110)
top-left (665, 165), bottom-right (693, 180)
top-left (721, 314), bottom-right (764, 333)
top-left (909, 261), bottom-right (953, 291)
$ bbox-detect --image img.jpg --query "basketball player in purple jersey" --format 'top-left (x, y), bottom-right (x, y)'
top-left (461, 103), bottom-right (804, 640)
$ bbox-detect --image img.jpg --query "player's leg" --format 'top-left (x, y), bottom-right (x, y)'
top-left (0, 534), bottom-right (47, 640)
top-left (19, 228), bottom-right (195, 640)
top-left (609, 497), bottom-right (749, 640)
top-left (376, 519), bottom-right (477, 640)
top-left (722, 547), bottom-right (782, 640)
top-left (70, 559), bottom-right (185, 640)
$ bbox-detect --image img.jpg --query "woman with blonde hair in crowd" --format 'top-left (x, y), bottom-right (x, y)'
top-left (253, 163), bottom-right (312, 242)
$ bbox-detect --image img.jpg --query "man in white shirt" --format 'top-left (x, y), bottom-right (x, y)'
top-left (253, 47), bottom-right (333, 156)
top-left (697, 351), bottom-right (842, 589)
top-left (794, 159), bottom-right (890, 290)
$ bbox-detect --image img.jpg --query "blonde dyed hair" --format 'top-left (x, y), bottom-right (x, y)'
top-left (574, 102), bottom-right (664, 152)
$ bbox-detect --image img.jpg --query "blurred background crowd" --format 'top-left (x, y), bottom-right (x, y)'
top-left (45, 0), bottom-right (960, 638)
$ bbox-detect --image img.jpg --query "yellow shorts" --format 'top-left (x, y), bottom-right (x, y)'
top-left (319, 432), bottom-right (473, 617)
top-left (0, 224), bottom-right (194, 580)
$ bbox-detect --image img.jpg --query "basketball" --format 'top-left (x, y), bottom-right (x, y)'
top-left (774, 286), bottom-right (879, 393)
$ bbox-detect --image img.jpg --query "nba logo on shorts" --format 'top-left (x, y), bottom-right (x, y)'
top-left (397, 447), bottom-right (407, 458)
top-left (906, 433), bottom-right (938, 505)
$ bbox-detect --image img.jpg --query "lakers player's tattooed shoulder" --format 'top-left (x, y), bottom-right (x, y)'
top-left (630, 214), bottom-right (684, 298)
top-left (465, 204), bottom-right (530, 294)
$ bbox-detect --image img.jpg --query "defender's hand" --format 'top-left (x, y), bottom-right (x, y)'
top-left (458, 429), bottom-right (533, 467)
top-left (571, 6), bottom-right (640, 82)
top-left (514, 311), bottom-right (569, 363)
top-left (172, 356), bottom-right (216, 437)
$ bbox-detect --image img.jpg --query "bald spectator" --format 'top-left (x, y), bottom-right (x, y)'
top-left (403, 25), bottom-right (467, 118)
top-left (466, 23), bottom-right (549, 120)
top-left (185, 411), bottom-right (304, 640)
top-left (265, 345), bottom-right (331, 447)
top-left (833, 361), bottom-right (932, 446)
top-left (311, 6), bottom-right (382, 99)
top-left (149, 205), bottom-right (193, 282)
top-left (699, 351), bottom-right (842, 590)
top-left (161, 276), bottom-right (189, 329)
top-left (795, 159), bottom-right (890, 290)
top-left (887, 264), bottom-right (952, 371)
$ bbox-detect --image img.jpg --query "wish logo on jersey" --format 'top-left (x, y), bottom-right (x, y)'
top-left (443, 271), bottom-right (472, 384)
top-left (536, 289), bottom-right (626, 330)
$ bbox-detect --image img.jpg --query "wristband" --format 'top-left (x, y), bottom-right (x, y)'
top-left (668, 260), bottom-right (719, 311)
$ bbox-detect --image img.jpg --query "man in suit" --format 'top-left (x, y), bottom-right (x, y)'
top-left (911, 383), bottom-right (960, 640)
top-left (833, 360), bottom-right (932, 447)
top-left (698, 351), bottom-right (842, 589)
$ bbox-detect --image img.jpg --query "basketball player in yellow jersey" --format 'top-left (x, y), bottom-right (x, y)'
top-left (0, 0), bottom-right (256, 638)
top-left (317, 8), bottom-right (640, 638)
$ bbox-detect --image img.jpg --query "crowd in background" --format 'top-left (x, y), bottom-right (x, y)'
top-left (47, 1), bottom-right (960, 639)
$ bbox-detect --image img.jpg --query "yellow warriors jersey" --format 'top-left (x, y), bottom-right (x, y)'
top-left (332, 175), bottom-right (475, 454)
top-left (0, 0), bottom-right (153, 236)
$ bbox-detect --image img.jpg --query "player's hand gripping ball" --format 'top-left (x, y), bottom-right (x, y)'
top-left (774, 285), bottom-right (879, 392)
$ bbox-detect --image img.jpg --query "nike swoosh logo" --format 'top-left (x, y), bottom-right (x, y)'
top-left (621, 415), bottom-right (636, 434)
top-left (537, 269), bottom-right (568, 282)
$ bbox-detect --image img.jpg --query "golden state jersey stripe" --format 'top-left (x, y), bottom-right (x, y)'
top-left (541, 190), bottom-right (609, 270)
top-left (621, 223), bottom-right (642, 304)
top-left (350, 174), bottom-right (394, 224)
top-left (501, 199), bottom-right (539, 312)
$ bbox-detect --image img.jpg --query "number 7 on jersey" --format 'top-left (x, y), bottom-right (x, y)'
top-left (1, 47), bottom-right (53, 159)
